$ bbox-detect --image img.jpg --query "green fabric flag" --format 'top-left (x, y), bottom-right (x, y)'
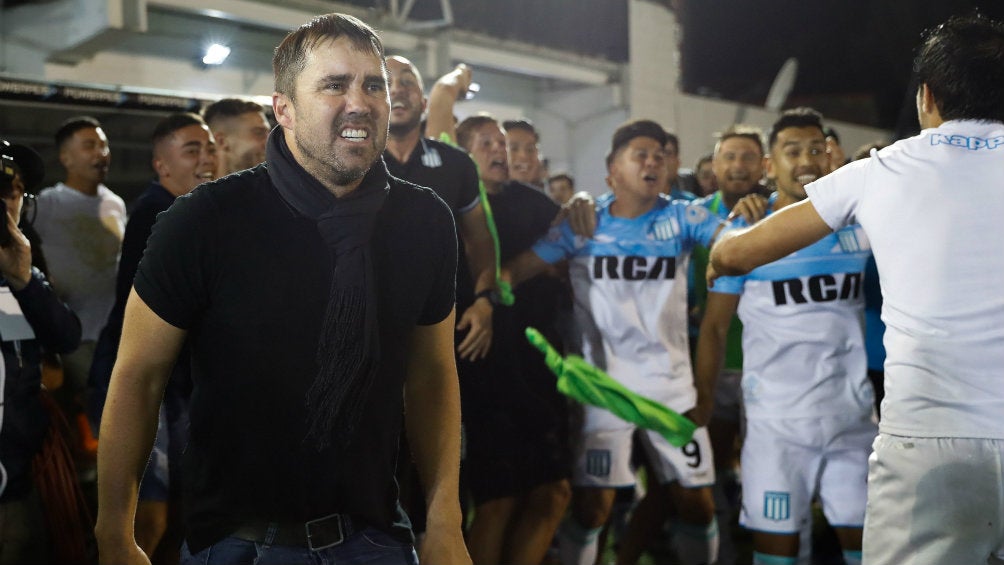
top-left (438, 132), bottom-right (514, 305)
top-left (525, 327), bottom-right (697, 447)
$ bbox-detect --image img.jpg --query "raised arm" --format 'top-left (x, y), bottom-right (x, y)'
top-left (710, 199), bottom-right (831, 284)
top-left (95, 289), bottom-right (187, 565)
top-left (404, 309), bottom-right (472, 565)
top-left (425, 64), bottom-right (472, 143)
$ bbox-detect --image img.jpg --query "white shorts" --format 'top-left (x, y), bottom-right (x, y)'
top-left (572, 403), bottom-right (715, 489)
top-left (864, 434), bottom-right (1004, 565)
top-left (740, 414), bottom-right (875, 534)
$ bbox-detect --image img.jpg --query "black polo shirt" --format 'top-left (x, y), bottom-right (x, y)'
top-left (385, 137), bottom-right (481, 302)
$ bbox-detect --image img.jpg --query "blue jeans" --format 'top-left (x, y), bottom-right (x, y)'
top-left (180, 528), bottom-right (418, 565)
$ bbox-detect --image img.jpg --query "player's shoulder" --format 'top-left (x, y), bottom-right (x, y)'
top-left (423, 137), bottom-right (475, 166)
top-left (387, 173), bottom-right (454, 221)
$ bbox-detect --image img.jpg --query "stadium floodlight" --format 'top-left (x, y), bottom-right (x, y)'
top-left (202, 44), bottom-right (231, 66)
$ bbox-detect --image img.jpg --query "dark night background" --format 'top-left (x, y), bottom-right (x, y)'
top-left (368, 0), bottom-right (1004, 135)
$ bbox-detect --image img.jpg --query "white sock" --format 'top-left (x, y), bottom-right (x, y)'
top-left (672, 518), bottom-right (719, 565)
top-left (558, 519), bottom-right (603, 565)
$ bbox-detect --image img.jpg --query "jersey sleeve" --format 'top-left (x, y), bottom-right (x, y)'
top-left (682, 202), bottom-right (725, 247)
top-left (710, 273), bottom-right (745, 295)
top-left (531, 222), bottom-right (575, 264)
top-left (805, 158), bottom-right (870, 231)
top-left (455, 151), bottom-right (481, 215)
top-left (133, 191), bottom-right (215, 329)
top-left (417, 195), bottom-right (458, 326)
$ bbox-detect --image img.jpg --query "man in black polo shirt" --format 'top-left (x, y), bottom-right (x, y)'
top-left (383, 55), bottom-right (495, 361)
top-left (95, 13), bottom-right (470, 565)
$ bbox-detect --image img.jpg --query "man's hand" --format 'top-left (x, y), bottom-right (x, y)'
top-left (685, 395), bottom-right (714, 429)
top-left (0, 208), bottom-right (32, 290)
top-left (437, 64), bottom-right (473, 99)
top-left (727, 193), bottom-right (769, 225)
top-left (552, 191), bottom-right (597, 238)
top-left (455, 299), bottom-right (492, 361)
top-left (419, 527), bottom-right (471, 565)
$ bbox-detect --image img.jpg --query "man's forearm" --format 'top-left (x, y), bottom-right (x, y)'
top-left (95, 361), bottom-right (170, 544)
top-left (405, 316), bottom-right (464, 529)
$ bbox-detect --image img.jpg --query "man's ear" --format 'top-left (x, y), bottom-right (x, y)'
top-left (273, 92), bottom-right (295, 129)
top-left (764, 155), bottom-right (775, 181)
top-left (213, 130), bottom-right (229, 151)
top-left (152, 154), bottom-right (167, 179)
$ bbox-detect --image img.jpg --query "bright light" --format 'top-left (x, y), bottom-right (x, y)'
top-left (202, 44), bottom-right (231, 66)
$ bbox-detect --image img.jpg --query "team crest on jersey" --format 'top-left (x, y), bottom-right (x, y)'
top-left (649, 218), bottom-right (680, 241)
top-left (585, 449), bottom-right (612, 477)
top-left (685, 205), bottom-right (710, 224)
top-left (833, 226), bottom-right (869, 254)
top-left (420, 146), bottom-right (443, 168)
top-left (764, 491), bottom-right (791, 521)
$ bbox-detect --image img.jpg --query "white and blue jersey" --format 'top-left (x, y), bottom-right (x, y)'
top-left (713, 195), bottom-right (874, 420)
top-left (532, 195), bottom-right (721, 414)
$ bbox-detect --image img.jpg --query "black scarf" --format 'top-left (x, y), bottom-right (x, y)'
top-left (266, 128), bottom-right (388, 451)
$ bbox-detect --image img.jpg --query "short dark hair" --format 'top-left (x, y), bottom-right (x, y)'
top-left (456, 113), bottom-right (498, 152)
top-left (915, 14), bottom-right (1004, 123)
top-left (55, 116), bottom-right (102, 150)
top-left (548, 172), bottom-right (574, 187)
top-left (502, 118), bottom-right (539, 142)
top-left (203, 98), bottom-right (266, 130)
top-left (767, 107), bottom-right (825, 150)
top-left (715, 124), bottom-right (764, 156)
top-left (606, 119), bottom-right (668, 168)
top-left (695, 154), bottom-right (713, 170)
top-left (152, 113), bottom-right (207, 148)
top-left (665, 132), bottom-right (680, 155)
top-left (273, 13), bottom-right (385, 99)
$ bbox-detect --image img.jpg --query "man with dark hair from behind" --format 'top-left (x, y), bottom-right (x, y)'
top-left (202, 98), bottom-right (270, 178)
top-left (90, 112), bottom-right (216, 565)
top-left (95, 13), bottom-right (469, 565)
top-left (709, 14), bottom-right (1004, 564)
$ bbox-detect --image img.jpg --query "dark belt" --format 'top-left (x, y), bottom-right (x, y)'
top-left (232, 513), bottom-right (356, 551)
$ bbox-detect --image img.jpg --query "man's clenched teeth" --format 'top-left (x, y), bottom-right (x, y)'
top-left (392, 101), bottom-right (407, 110)
top-left (341, 128), bottom-right (369, 141)
top-left (796, 174), bottom-right (818, 185)
top-left (197, 172), bottom-right (214, 180)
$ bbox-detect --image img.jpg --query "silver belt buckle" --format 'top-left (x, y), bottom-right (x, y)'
top-left (305, 512), bottom-right (345, 550)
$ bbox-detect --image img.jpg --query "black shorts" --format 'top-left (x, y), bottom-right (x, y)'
top-left (458, 311), bottom-right (572, 506)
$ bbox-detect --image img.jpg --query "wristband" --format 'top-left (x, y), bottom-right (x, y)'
top-left (474, 289), bottom-right (499, 307)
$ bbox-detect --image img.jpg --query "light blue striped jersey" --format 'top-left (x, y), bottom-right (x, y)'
top-left (713, 195), bottom-right (873, 419)
top-left (532, 195), bottom-right (722, 413)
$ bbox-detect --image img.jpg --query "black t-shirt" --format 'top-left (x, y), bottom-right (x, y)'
top-left (384, 138), bottom-right (480, 302)
top-left (383, 137), bottom-right (480, 215)
top-left (459, 181), bottom-right (564, 388)
top-left (134, 162), bottom-right (457, 552)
